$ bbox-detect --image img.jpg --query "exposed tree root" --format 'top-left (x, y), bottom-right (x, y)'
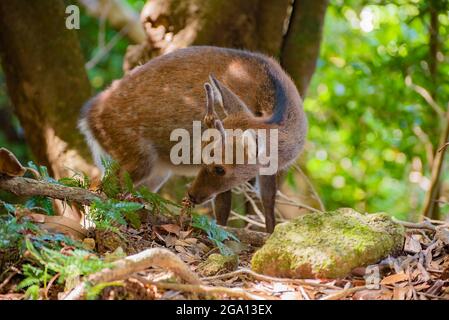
top-left (134, 276), bottom-right (266, 300)
top-left (201, 268), bottom-right (340, 290)
top-left (63, 248), bottom-right (201, 300)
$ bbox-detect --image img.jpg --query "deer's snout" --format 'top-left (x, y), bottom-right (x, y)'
top-left (187, 189), bottom-right (213, 205)
top-left (187, 191), bottom-right (198, 204)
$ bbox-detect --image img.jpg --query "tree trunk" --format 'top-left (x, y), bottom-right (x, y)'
top-left (124, 0), bottom-right (291, 72)
top-left (281, 0), bottom-right (328, 97)
top-left (0, 0), bottom-right (99, 218)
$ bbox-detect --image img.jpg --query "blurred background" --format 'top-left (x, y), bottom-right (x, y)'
top-left (0, 0), bottom-right (448, 222)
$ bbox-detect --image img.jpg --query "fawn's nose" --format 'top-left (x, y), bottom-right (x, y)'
top-left (187, 192), bottom-right (198, 204)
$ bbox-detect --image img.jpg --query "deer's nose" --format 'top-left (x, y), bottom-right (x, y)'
top-left (187, 192), bottom-right (198, 204)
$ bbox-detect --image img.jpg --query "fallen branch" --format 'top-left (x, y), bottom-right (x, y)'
top-left (392, 217), bottom-right (437, 231)
top-left (0, 175), bottom-right (268, 247)
top-left (63, 248), bottom-right (201, 300)
top-left (0, 176), bottom-right (105, 205)
top-left (135, 276), bottom-right (266, 300)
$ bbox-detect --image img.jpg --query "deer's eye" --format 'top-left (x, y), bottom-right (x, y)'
top-left (214, 165), bottom-right (226, 176)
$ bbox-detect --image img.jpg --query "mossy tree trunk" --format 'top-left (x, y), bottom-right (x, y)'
top-left (0, 0), bottom-right (98, 218)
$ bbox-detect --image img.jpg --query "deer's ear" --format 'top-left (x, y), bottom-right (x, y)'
top-left (214, 119), bottom-right (227, 140)
top-left (209, 74), bottom-right (252, 116)
top-left (203, 83), bottom-right (219, 128)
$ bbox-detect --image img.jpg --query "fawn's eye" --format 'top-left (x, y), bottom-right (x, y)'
top-left (214, 165), bottom-right (226, 176)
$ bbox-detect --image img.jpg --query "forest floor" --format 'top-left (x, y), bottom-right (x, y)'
top-left (0, 150), bottom-right (448, 300)
top-left (2, 214), bottom-right (448, 300)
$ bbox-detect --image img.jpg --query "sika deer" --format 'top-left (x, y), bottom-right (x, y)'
top-left (79, 46), bottom-right (307, 232)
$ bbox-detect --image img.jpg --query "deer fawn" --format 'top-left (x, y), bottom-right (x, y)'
top-left (79, 46), bottom-right (307, 233)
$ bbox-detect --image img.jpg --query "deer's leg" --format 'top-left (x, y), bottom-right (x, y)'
top-left (213, 190), bottom-right (232, 226)
top-left (259, 174), bottom-right (277, 233)
top-left (139, 167), bottom-right (172, 192)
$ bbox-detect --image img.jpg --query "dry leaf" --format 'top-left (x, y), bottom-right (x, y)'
top-left (160, 224), bottom-right (181, 236)
top-left (381, 272), bottom-right (408, 285)
top-left (393, 286), bottom-right (408, 300)
top-left (435, 228), bottom-right (449, 245)
top-left (404, 235), bottom-right (422, 254)
top-left (0, 148), bottom-right (26, 177)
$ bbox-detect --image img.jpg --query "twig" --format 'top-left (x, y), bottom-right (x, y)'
top-left (201, 268), bottom-right (340, 290)
top-left (412, 125), bottom-right (434, 166)
top-left (135, 276), bottom-right (267, 300)
top-left (276, 191), bottom-right (322, 213)
top-left (299, 286), bottom-right (310, 300)
top-left (240, 189), bottom-right (266, 222)
top-left (405, 75), bottom-right (445, 117)
top-left (437, 142), bottom-right (449, 153)
top-left (78, 0), bottom-right (145, 44)
top-left (86, 25), bottom-right (129, 70)
top-left (392, 217), bottom-right (436, 231)
top-left (0, 268), bottom-right (19, 292)
top-left (293, 164), bottom-right (326, 211)
top-left (44, 273), bottom-right (60, 300)
top-left (63, 248), bottom-right (201, 300)
top-left (320, 286), bottom-right (367, 300)
top-left (230, 210), bottom-right (266, 228)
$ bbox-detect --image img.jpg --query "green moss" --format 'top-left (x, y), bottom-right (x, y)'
top-left (198, 253), bottom-right (239, 276)
top-left (251, 208), bottom-right (405, 279)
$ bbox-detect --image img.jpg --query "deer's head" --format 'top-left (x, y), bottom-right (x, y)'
top-left (187, 75), bottom-right (277, 204)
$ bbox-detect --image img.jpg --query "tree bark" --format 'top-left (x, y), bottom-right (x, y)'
top-left (0, 0), bottom-right (100, 219)
top-left (281, 0), bottom-right (328, 97)
top-left (124, 0), bottom-right (291, 72)
top-left (0, 0), bottom-right (98, 181)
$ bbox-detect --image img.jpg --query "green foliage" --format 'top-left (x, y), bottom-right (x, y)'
top-left (0, 214), bottom-right (38, 250)
top-left (24, 196), bottom-right (54, 216)
top-left (19, 239), bottom-right (111, 298)
top-left (89, 198), bottom-right (143, 231)
top-left (27, 161), bottom-right (58, 184)
top-left (192, 214), bottom-right (239, 256)
top-left (135, 186), bottom-right (180, 215)
top-left (302, 0), bottom-right (449, 219)
top-left (86, 281), bottom-right (123, 300)
top-left (101, 158), bottom-right (122, 198)
top-left (58, 169), bottom-right (90, 189)
top-left (100, 158), bottom-right (179, 217)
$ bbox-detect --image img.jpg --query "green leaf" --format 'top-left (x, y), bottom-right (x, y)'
top-left (191, 214), bottom-right (238, 256)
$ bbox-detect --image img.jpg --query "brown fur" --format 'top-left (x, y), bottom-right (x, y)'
top-left (80, 46), bottom-right (307, 231)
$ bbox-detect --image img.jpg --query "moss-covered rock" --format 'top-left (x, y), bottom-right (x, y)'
top-left (251, 208), bottom-right (405, 279)
top-left (198, 254), bottom-right (239, 276)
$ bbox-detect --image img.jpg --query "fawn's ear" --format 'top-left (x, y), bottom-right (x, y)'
top-left (209, 74), bottom-right (252, 116)
top-left (203, 83), bottom-right (219, 129)
top-left (214, 119), bottom-right (227, 141)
